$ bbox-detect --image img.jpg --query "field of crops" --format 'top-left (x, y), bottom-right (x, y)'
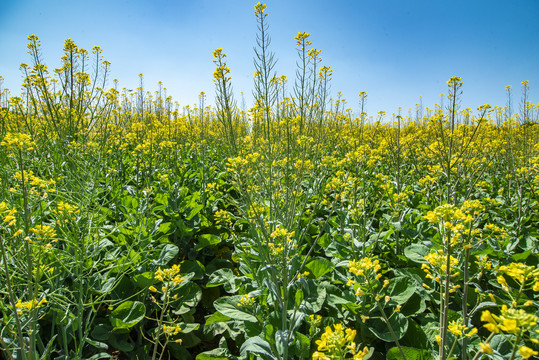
top-left (1, 4), bottom-right (539, 360)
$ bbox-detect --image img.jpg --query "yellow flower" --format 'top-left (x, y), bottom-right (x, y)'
top-left (0, 132), bottom-right (36, 152)
top-left (479, 342), bottom-right (493, 354)
top-left (314, 324), bottom-right (358, 358)
top-left (312, 351), bottom-right (330, 360)
top-left (162, 324), bottom-right (182, 336)
top-left (354, 347), bottom-right (370, 360)
top-left (481, 306), bottom-right (537, 335)
top-left (237, 294), bottom-right (255, 307)
top-left (254, 2), bottom-right (267, 16)
top-left (519, 346), bottom-right (538, 359)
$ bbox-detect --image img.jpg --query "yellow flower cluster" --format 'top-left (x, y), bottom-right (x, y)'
top-left (53, 201), bottom-right (80, 223)
top-left (214, 209), bottom-right (232, 225)
top-left (312, 324), bottom-right (369, 360)
top-left (154, 264), bottom-right (185, 286)
top-left (294, 31), bottom-right (312, 46)
top-left (162, 324), bottom-right (182, 336)
top-left (498, 262), bottom-right (539, 291)
top-left (447, 318), bottom-right (478, 337)
top-left (267, 227), bottom-right (295, 256)
top-left (348, 257), bottom-right (381, 278)
top-left (15, 297), bottom-right (47, 315)
top-left (29, 225), bottom-right (57, 240)
top-left (237, 294), bottom-right (255, 307)
top-left (423, 250), bottom-right (459, 276)
top-left (1, 202), bottom-right (17, 227)
top-left (254, 2), bottom-right (267, 17)
top-left (423, 203), bottom-right (470, 225)
top-left (14, 170), bottom-right (56, 193)
top-left (520, 346), bottom-right (539, 359)
top-left (481, 305), bottom-right (537, 335)
top-left (0, 132), bottom-right (36, 152)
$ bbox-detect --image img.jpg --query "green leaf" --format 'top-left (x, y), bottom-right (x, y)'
top-left (305, 257), bottom-right (335, 279)
top-left (294, 332), bottom-right (310, 359)
top-left (186, 203), bottom-right (204, 220)
top-left (157, 221), bottom-right (173, 235)
top-left (196, 348), bottom-right (237, 360)
top-left (386, 346), bottom-right (433, 360)
top-left (368, 312), bottom-right (408, 342)
top-left (207, 268), bottom-right (245, 293)
top-left (275, 330), bottom-right (289, 357)
top-left (181, 260), bottom-right (205, 280)
top-left (400, 293), bottom-right (426, 317)
top-left (152, 244), bottom-right (179, 266)
top-left (205, 311), bottom-right (231, 325)
top-left (240, 336), bottom-right (277, 360)
top-left (404, 244), bottom-right (430, 263)
top-left (177, 322), bottom-right (200, 334)
top-left (207, 268), bottom-right (234, 287)
top-left (86, 339), bottom-right (108, 350)
top-left (109, 333), bottom-right (135, 352)
top-left (214, 296), bottom-right (258, 322)
top-left (133, 272), bottom-right (157, 288)
top-left (400, 320), bottom-right (430, 350)
top-left (86, 353), bottom-right (115, 360)
top-left (195, 234), bottom-right (221, 251)
top-left (91, 324), bottom-right (112, 341)
top-left (387, 277), bottom-right (416, 303)
top-left (110, 301), bottom-right (146, 330)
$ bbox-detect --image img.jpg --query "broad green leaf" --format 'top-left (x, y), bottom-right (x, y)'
top-left (109, 333), bottom-right (135, 352)
top-left (305, 257), bottom-right (335, 279)
top-left (195, 234), bottom-right (221, 251)
top-left (152, 244), bottom-right (179, 266)
top-left (386, 346), bottom-right (433, 360)
top-left (181, 260), bottom-right (205, 280)
top-left (404, 244), bottom-right (430, 263)
top-left (368, 312), bottom-right (408, 342)
top-left (294, 332), bottom-right (310, 359)
top-left (214, 296), bottom-right (258, 322)
top-left (207, 268), bottom-right (244, 293)
top-left (240, 336), bottom-right (277, 360)
top-left (86, 338), bottom-right (108, 350)
top-left (110, 301), bottom-right (145, 329)
top-left (205, 311), bottom-right (231, 325)
top-left (400, 320), bottom-right (431, 350)
top-left (275, 330), bottom-right (289, 357)
top-left (387, 277), bottom-right (416, 303)
top-left (91, 324), bottom-right (112, 341)
top-left (400, 293), bottom-right (426, 317)
top-left (196, 348), bottom-right (237, 360)
top-left (177, 322), bottom-right (200, 334)
top-left (207, 268), bottom-right (234, 287)
top-left (132, 272), bottom-right (157, 288)
top-left (157, 221), bottom-right (173, 235)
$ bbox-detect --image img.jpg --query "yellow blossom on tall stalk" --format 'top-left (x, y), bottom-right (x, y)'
top-left (498, 262), bottom-right (539, 292)
top-left (254, 2), bottom-right (267, 17)
top-left (15, 297), bottom-right (47, 315)
top-left (481, 305), bottom-right (537, 335)
top-left (294, 31), bottom-right (312, 46)
top-left (348, 257), bottom-right (381, 277)
top-left (0, 132), bottom-right (36, 152)
top-left (312, 324), bottom-right (369, 360)
top-left (1, 202), bottom-right (18, 227)
top-left (154, 264), bottom-right (185, 287)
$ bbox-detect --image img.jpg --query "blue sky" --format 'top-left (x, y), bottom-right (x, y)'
top-left (1, 0), bottom-right (538, 116)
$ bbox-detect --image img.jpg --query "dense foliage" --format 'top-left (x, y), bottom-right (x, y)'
top-left (1, 4), bottom-right (538, 360)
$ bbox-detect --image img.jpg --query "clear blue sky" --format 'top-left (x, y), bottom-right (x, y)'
top-left (1, 0), bottom-right (538, 116)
